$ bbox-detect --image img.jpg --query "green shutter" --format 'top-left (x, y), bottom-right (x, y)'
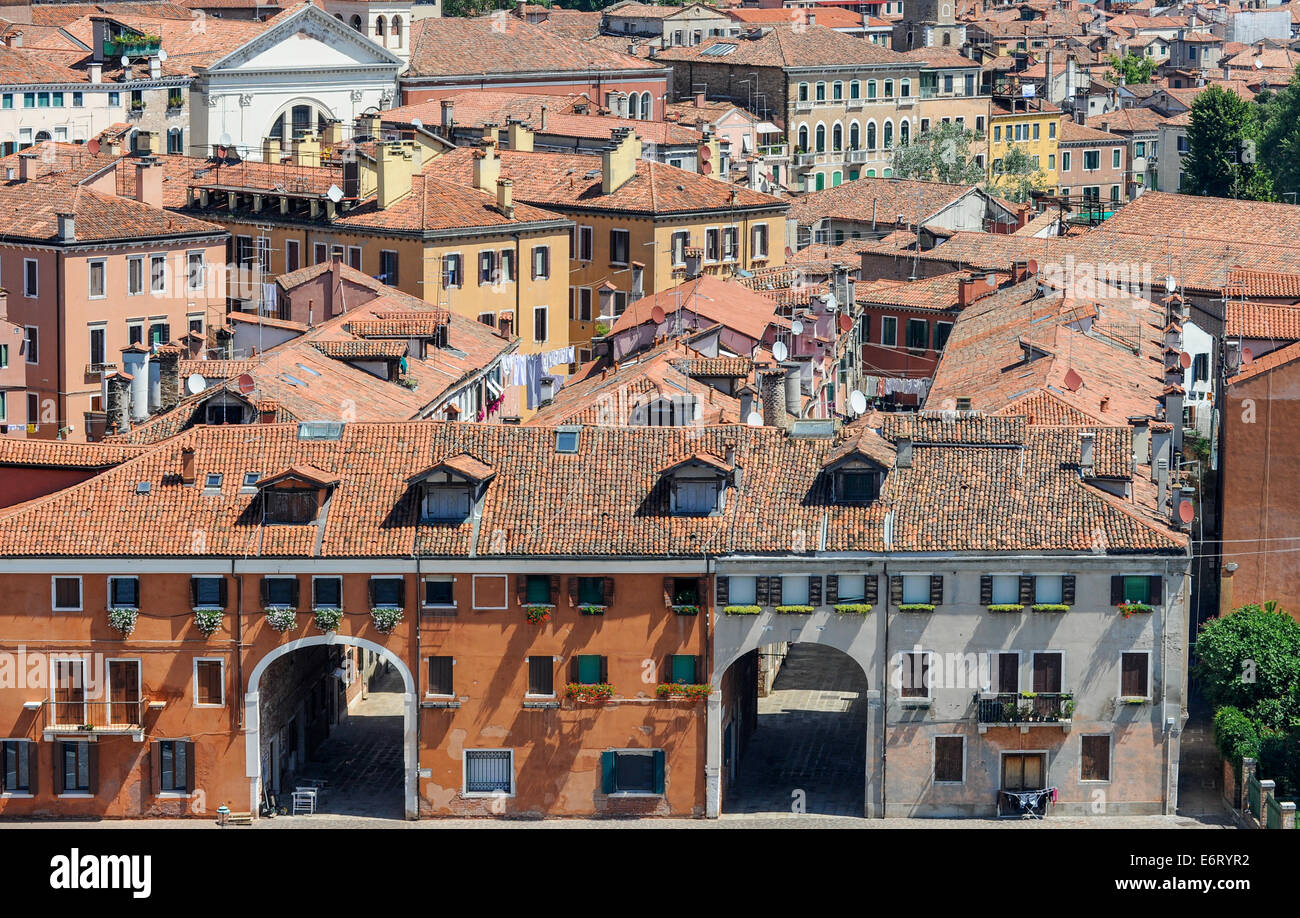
top-left (601, 751), bottom-right (616, 794)
top-left (652, 749), bottom-right (665, 794)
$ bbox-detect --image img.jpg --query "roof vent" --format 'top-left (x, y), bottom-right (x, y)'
top-left (297, 421), bottom-right (344, 441)
top-left (136, 481), bottom-right (151, 494)
top-left (789, 419), bottom-right (835, 439)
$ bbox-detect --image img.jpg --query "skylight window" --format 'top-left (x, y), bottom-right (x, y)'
top-left (701, 43), bottom-right (737, 56)
top-left (556, 428), bottom-right (580, 454)
top-left (297, 421), bottom-right (344, 441)
top-left (242, 472), bottom-right (260, 491)
top-left (136, 481), bottom-right (151, 494)
top-left (205, 473), bottom-right (223, 490)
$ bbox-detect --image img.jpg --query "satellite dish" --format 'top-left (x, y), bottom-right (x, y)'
top-left (326, 184), bottom-right (343, 203)
top-left (1164, 275), bottom-right (1177, 293)
top-left (849, 390), bottom-right (867, 415)
top-left (1178, 499), bottom-right (1195, 524)
top-left (985, 273), bottom-right (997, 288)
top-left (1242, 347), bottom-right (1253, 364)
top-left (791, 319), bottom-right (804, 335)
top-left (1255, 57), bottom-right (1264, 69)
top-left (186, 373), bottom-right (206, 395)
top-left (699, 145), bottom-right (712, 161)
top-left (236, 373), bottom-right (255, 396)
top-left (120, 55), bottom-right (130, 67)
top-left (772, 340), bottom-right (788, 361)
top-left (1178, 351), bottom-right (1192, 369)
top-left (411, 117), bottom-right (423, 130)
top-left (158, 49), bottom-right (167, 61)
top-left (701, 161), bottom-right (713, 175)
top-left (1063, 367), bottom-right (1084, 391)
top-left (87, 138), bottom-right (100, 155)
top-left (650, 304), bottom-right (666, 324)
top-left (838, 313), bottom-right (853, 333)
top-left (1025, 258), bottom-right (1039, 276)
top-left (746, 411), bottom-right (763, 427)
top-left (219, 133), bottom-right (233, 147)
top-left (785, 246), bottom-right (794, 259)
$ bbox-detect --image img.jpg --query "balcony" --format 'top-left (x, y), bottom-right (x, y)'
top-left (84, 362), bottom-right (118, 377)
top-left (104, 36), bottom-right (161, 58)
top-left (794, 99), bottom-right (814, 113)
top-left (847, 148), bottom-right (871, 163)
top-left (846, 97), bottom-right (864, 110)
top-left (976, 692), bottom-right (1073, 732)
top-left (759, 143), bottom-right (788, 161)
top-left (43, 699), bottom-right (147, 737)
top-left (792, 151), bottom-right (817, 168)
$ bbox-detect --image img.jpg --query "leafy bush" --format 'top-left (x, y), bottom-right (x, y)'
top-left (833, 603), bottom-right (872, 614)
top-left (1195, 602), bottom-right (1300, 721)
top-left (723, 605), bottom-right (761, 615)
top-left (193, 608), bottom-right (224, 637)
top-left (774, 605), bottom-right (814, 614)
top-left (313, 607), bottom-right (344, 632)
top-left (1214, 706), bottom-right (1262, 777)
top-left (370, 607), bottom-right (404, 634)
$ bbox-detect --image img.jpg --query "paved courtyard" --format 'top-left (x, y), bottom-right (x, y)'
top-left (726, 643), bottom-right (870, 817)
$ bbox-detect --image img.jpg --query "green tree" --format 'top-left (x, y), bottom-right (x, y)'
top-left (1106, 53), bottom-right (1156, 86)
top-left (1258, 65), bottom-right (1300, 200)
top-left (1182, 84), bottom-right (1275, 200)
top-left (987, 143), bottom-right (1050, 203)
top-left (1195, 602), bottom-right (1300, 725)
top-left (890, 120), bottom-right (987, 185)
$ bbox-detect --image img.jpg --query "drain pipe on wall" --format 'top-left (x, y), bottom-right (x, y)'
top-left (234, 557), bottom-right (244, 730)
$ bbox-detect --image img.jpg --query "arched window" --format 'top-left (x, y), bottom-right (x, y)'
top-left (867, 122), bottom-right (877, 150)
top-left (815, 123), bottom-right (826, 153)
top-left (350, 14), bottom-right (362, 31)
top-left (942, 32), bottom-right (951, 46)
top-left (392, 16), bottom-right (403, 47)
top-left (832, 122), bottom-right (842, 152)
top-left (639, 92), bottom-right (652, 120)
top-left (900, 121), bottom-right (910, 146)
top-left (849, 121), bottom-right (860, 150)
top-left (167, 127), bottom-right (183, 154)
top-left (883, 120), bottom-right (893, 149)
top-left (797, 124), bottom-right (809, 152)
top-left (832, 81), bottom-right (843, 101)
top-left (375, 15), bottom-right (386, 42)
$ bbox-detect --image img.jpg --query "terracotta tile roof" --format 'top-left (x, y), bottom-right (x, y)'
top-left (726, 7), bottom-right (866, 28)
top-left (178, 359), bottom-right (261, 378)
top-left (258, 463), bottom-right (339, 488)
top-left (1225, 267), bottom-right (1300, 299)
top-left (347, 311), bottom-right (449, 338)
top-left (1058, 120), bottom-right (1125, 144)
top-left (430, 147), bottom-right (785, 217)
top-left (406, 17), bottom-right (662, 79)
top-left (310, 340), bottom-right (409, 360)
top-left (227, 313), bottom-right (309, 333)
top-left (27, 3), bottom-right (196, 26)
top-left (59, 12), bottom-right (272, 78)
top-left (1228, 339), bottom-right (1300, 385)
top-left (787, 176), bottom-right (985, 228)
top-left (1225, 302), bottom-right (1300, 340)
top-left (670, 357), bottom-right (753, 378)
top-left (655, 23), bottom-right (908, 69)
top-left (610, 275), bottom-right (788, 340)
top-left (856, 270), bottom-right (1009, 311)
top-left (0, 45), bottom-right (88, 85)
top-left (0, 439), bottom-right (145, 469)
top-left (786, 238), bottom-right (877, 275)
top-left (0, 418), bottom-right (1185, 558)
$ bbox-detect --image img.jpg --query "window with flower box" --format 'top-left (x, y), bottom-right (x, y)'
top-left (369, 577), bottom-right (404, 609)
top-left (109, 576), bottom-right (139, 609)
top-left (313, 576), bottom-right (342, 609)
top-left (571, 654), bottom-right (607, 685)
top-left (261, 576), bottom-right (298, 608)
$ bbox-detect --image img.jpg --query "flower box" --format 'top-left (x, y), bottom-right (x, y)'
top-left (1117, 601), bottom-right (1153, 618)
top-left (578, 604), bottom-right (606, 616)
top-left (523, 604), bottom-right (552, 625)
top-left (1032, 603), bottom-right (1071, 613)
top-left (193, 607), bottom-right (224, 637)
top-left (107, 607), bottom-right (138, 637)
top-left (898, 603), bottom-right (935, 612)
top-left (672, 604), bottom-right (700, 616)
top-left (371, 607), bottom-right (404, 634)
top-left (774, 605), bottom-right (814, 614)
top-left (723, 605), bottom-right (761, 615)
top-left (564, 682), bottom-right (614, 702)
top-left (265, 607), bottom-right (298, 632)
top-left (833, 603), bottom-right (872, 614)
top-left (655, 683), bottom-right (712, 700)
top-left (313, 607), bottom-right (344, 632)
top-left (987, 603), bottom-right (1024, 613)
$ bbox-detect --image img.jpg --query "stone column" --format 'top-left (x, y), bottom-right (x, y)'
top-left (705, 690), bottom-right (722, 818)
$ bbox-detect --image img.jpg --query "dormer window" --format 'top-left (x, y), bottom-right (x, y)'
top-left (409, 453), bottom-right (495, 524)
top-left (837, 469), bottom-right (879, 503)
top-left (256, 465), bottom-right (339, 525)
top-left (658, 452), bottom-right (733, 516)
top-left (823, 433), bottom-right (894, 505)
top-left (674, 478), bottom-right (722, 515)
top-left (265, 489), bottom-right (319, 524)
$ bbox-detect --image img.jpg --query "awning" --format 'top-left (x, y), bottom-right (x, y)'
top-left (756, 122), bottom-right (781, 134)
top-left (485, 375), bottom-right (503, 398)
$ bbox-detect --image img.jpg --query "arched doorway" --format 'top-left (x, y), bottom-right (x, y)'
top-left (714, 642), bottom-right (871, 817)
top-left (244, 635), bottom-right (417, 819)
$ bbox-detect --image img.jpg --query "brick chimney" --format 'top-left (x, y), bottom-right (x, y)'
top-left (496, 177), bottom-right (514, 218)
top-left (180, 446), bottom-right (196, 485)
top-left (473, 142), bottom-right (500, 194)
top-left (759, 369), bottom-right (787, 429)
top-left (156, 345), bottom-right (180, 411)
top-left (135, 160), bottom-right (163, 209)
top-left (440, 99), bottom-right (454, 133)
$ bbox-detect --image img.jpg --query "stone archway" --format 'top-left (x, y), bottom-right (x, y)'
top-left (244, 634), bottom-right (417, 819)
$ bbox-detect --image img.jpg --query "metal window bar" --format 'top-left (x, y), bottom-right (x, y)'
top-left (466, 751), bottom-right (511, 794)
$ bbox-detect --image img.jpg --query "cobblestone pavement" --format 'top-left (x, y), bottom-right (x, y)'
top-left (726, 644), bottom-right (869, 817)
top-left (286, 666), bottom-right (406, 819)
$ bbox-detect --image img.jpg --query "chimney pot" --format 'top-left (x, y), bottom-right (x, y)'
top-left (180, 447), bottom-right (196, 484)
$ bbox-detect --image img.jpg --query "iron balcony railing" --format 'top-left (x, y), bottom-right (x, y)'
top-left (45, 699), bottom-right (145, 731)
top-left (976, 692), bottom-right (1073, 725)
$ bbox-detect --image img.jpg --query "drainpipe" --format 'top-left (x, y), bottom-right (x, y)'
top-left (879, 555), bottom-right (889, 819)
top-left (234, 558), bottom-right (244, 730)
top-left (414, 555), bottom-right (422, 819)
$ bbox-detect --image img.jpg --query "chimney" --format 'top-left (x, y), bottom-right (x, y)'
top-left (376, 142), bottom-right (414, 209)
top-left (354, 114), bottom-right (379, 139)
top-left (1079, 430), bottom-right (1095, 473)
top-left (1156, 456), bottom-right (1169, 511)
top-left (440, 99), bottom-right (455, 133)
top-left (156, 345), bottom-right (180, 411)
top-left (496, 177), bottom-right (514, 217)
top-left (895, 438), bottom-right (913, 468)
top-left (121, 344), bottom-right (150, 422)
top-left (135, 130), bottom-right (160, 155)
top-left (322, 119), bottom-right (345, 150)
top-left (294, 131), bottom-right (321, 167)
top-left (259, 403), bottom-right (278, 424)
top-left (88, 61), bottom-right (102, 84)
top-left (602, 128), bottom-right (638, 194)
top-left (695, 91), bottom-right (706, 108)
top-left (17, 152), bottom-right (36, 181)
top-left (148, 54), bottom-right (160, 80)
top-left (262, 137), bottom-right (281, 163)
top-left (180, 447), bottom-right (196, 485)
top-left (506, 119), bottom-right (534, 152)
top-left (105, 372), bottom-right (132, 433)
top-left (783, 364), bottom-right (801, 415)
top-left (540, 104), bottom-right (548, 131)
top-left (135, 160), bottom-right (163, 209)
top-left (473, 142), bottom-right (500, 194)
top-left (759, 369), bottom-right (787, 429)
top-left (1129, 417), bottom-right (1150, 465)
top-left (56, 212), bottom-right (75, 242)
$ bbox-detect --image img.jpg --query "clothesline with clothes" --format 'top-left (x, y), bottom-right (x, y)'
top-left (999, 786), bottom-right (1058, 819)
top-left (500, 346), bottom-right (576, 409)
top-left (860, 375), bottom-right (930, 398)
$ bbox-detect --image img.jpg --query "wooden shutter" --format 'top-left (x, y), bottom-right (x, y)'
top-left (889, 575), bottom-right (903, 604)
top-left (865, 575), bottom-right (879, 604)
top-left (1110, 575), bottom-right (1123, 605)
top-left (1033, 654), bottom-right (1062, 693)
top-left (663, 577), bottom-right (673, 608)
top-left (367, 579), bottom-right (377, 608)
top-left (652, 749), bottom-right (666, 794)
top-left (217, 577), bottom-right (228, 608)
top-left (26, 742), bottom-right (37, 796)
top-left (567, 577), bottom-right (579, 607)
top-left (604, 578), bottom-right (616, 606)
top-left (808, 576), bottom-right (822, 606)
top-left (52, 743), bottom-right (64, 795)
top-left (755, 576), bottom-right (770, 606)
top-left (259, 577), bottom-right (270, 607)
top-left (568, 657), bottom-right (579, 684)
top-left (190, 578), bottom-right (200, 608)
top-left (825, 575), bottom-right (838, 604)
top-left (1019, 576), bottom-right (1035, 605)
top-left (549, 575), bottom-right (561, 605)
top-left (184, 740), bottom-right (196, 794)
top-left (601, 751), bottom-right (616, 794)
top-left (289, 578), bottom-right (300, 609)
top-left (929, 575), bottom-right (944, 605)
top-left (998, 653), bottom-right (1019, 693)
top-left (979, 575), bottom-right (993, 605)
top-left (516, 575), bottom-right (527, 606)
top-left (768, 576), bottom-right (783, 606)
top-left (150, 741), bottom-right (162, 795)
top-left (1061, 575), bottom-right (1076, 605)
top-left (1149, 576), bottom-right (1163, 605)
top-left (1122, 653), bottom-right (1147, 696)
top-left (599, 656), bottom-right (609, 684)
top-left (87, 742), bottom-right (98, 795)
top-left (697, 578), bottom-right (707, 607)
top-left (715, 576), bottom-right (729, 605)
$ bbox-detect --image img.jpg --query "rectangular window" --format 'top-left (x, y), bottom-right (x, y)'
top-left (88, 260), bottom-right (106, 298)
top-left (527, 656), bottom-right (554, 696)
top-left (424, 577), bottom-right (455, 608)
top-left (1002, 752), bottom-right (1046, 791)
top-left (531, 245), bottom-right (550, 279)
top-left (995, 652), bottom-right (1019, 693)
top-left (2, 740), bottom-right (32, 793)
top-left (671, 230), bottom-right (689, 266)
top-left (263, 577), bottom-right (297, 608)
top-left (186, 252), bottom-right (205, 291)
top-left (577, 287), bottom-right (592, 322)
top-left (934, 736), bottom-right (964, 783)
top-left (24, 259), bottom-right (37, 298)
top-left (52, 576), bottom-right (82, 611)
top-left (574, 654), bottom-right (604, 685)
top-left (752, 223), bottom-right (768, 259)
top-left (441, 254), bottom-right (462, 289)
top-left (109, 576), bottom-right (139, 609)
top-left (1035, 575), bottom-right (1063, 604)
top-left (478, 250), bottom-right (497, 285)
top-left (1049, 122), bottom-right (1056, 139)
top-left (905, 318), bottom-right (928, 350)
top-left (108, 91), bottom-right (120, 107)
top-left (1032, 652), bottom-right (1063, 693)
top-left (837, 574), bottom-right (866, 602)
top-left (0, 94), bottom-right (10, 110)
top-left (533, 305), bottom-right (548, 344)
top-left (1081, 735), bottom-right (1111, 781)
top-left (427, 656), bottom-right (454, 696)
top-left (157, 740), bottom-right (190, 792)
top-left (89, 326), bottom-right (106, 367)
top-left (1083, 150), bottom-right (1100, 171)
top-left (370, 577), bottom-right (403, 609)
top-left (722, 227), bottom-right (738, 262)
top-left (1123, 575), bottom-right (1151, 603)
top-left (604, 749), bottom-right (663, 795)
top-left (705, 228), bottom-right (720, 262)
top-left (1121, 652), bottom-right (1149, 698)
top-left (881, 316), bottom-right (898, 347)
top-left (313, 577), bottom-right (342, 609)
top-left (498, 249), bottom-right (513, 283)
top-left (285, 239), bottom-right (302, 274)
top-left (1113, 148), bottom-right (1121, 169)
top-left (576, 577), bottom-right (605, 605)
top-left (578, 225), bottom-right (593, 262)
top-left (524, 574), bottom-right (551, 605)
top-left (313, 243), bottom-right (327, 265)
top-left (609, 229), bottom-right (630, 266)
top-left (192, 576), bottom-right (224, 607)
top-left (150, 254), bottom-right (166, 293)
top-left (127, 256), bottom-right (145, 295)
top-left (60, 741), bottom-right (93, 794)
top-left (194, 659), bottom-right (224, 706)
top-left (669, 654), bottom-right (698, 684)
top-left (900, 651), bottom-right (930, 698)
top-left (902, 574), bottom-right (929, 604)
top-left (781, 575), bottom-right (810, 606)
top-left (464, 749), bottom-right (513, 795)
top-left (727, 575), bottom-right (756, 605)
top-left (991, 574), bottom-right (1018, 605)
top-left (933, 321), bottom-right (952, 351)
